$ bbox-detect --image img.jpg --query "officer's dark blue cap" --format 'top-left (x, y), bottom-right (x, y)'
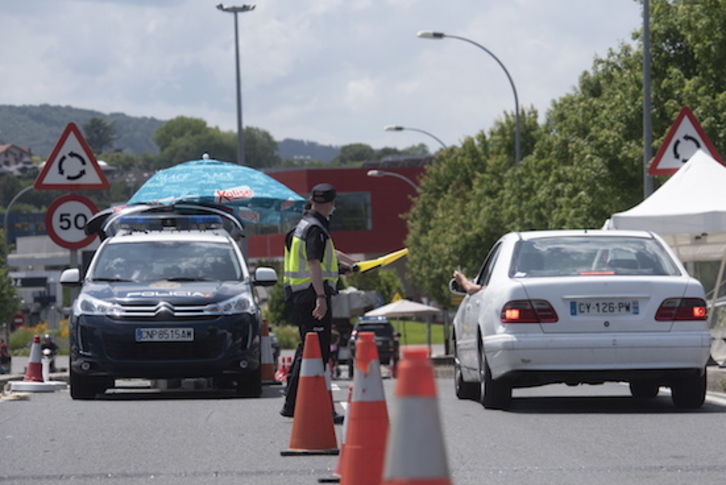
top-left (310, 183), bottom-right (336, 203)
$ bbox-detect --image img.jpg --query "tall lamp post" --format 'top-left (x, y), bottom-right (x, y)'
top-left (417, 30), bottom-right (521, 165)
top-left (3, 185), bottom-right (33, 347)
top-left (367, 169), bottom-right (450, 355)
top-left (216, 3), bottom-right (256, 165)
top-left (643, 0), bottom-right (654, 199)
top-left (383, 125), bottom-right (448, 150)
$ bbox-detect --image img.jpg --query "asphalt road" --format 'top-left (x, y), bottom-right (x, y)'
top-left (2, 359), bottom-right (726, 485)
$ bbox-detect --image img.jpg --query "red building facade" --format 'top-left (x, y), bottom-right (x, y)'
top-left (247, 165), bottom-right (425, 260)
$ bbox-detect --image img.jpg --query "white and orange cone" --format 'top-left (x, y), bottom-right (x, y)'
top-left (281, 332), bottom-right (339, 456)
top-left (260, 319), bottom-right (276, 383)
top-left (319, 383), bottom-right (354, 483)
top-left (381, 347), bottom-right (451, 485)
top-left (276, 356), bottom-right (292, 383)
top-left (23, 335), bottom-right (44, 382)
top-left (340, 332), bottom-right (389, 485)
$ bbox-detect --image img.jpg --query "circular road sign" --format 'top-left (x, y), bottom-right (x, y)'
top-left (45, 194), bottom-right (99, 250)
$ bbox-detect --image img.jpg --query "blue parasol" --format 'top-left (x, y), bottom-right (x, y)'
top-left (127, 158), bottom-right (304, 225)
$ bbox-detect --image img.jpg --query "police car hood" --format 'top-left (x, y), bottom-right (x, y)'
top-left (84, 280), bottom-right (251, 305)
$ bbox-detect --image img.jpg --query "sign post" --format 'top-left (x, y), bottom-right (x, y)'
top-left (28, 122), bottom-right (109, 324)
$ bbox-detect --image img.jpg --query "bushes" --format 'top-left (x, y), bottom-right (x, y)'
top-left (8, 321), bottom-right (68, 356)
top-left (271, 324), bottom-right (301, 350)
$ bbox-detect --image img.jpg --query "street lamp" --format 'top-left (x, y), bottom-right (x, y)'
top-left (366, 169), bottom-right (418, 190)
top-left (3, 185), bottom-right (33, 346)
top-left (383, 125), bottom-right (447, 150)
top-left (417, 30), bottom-right (521, 165)
top-left (216, 3), bottom-right (256, 165)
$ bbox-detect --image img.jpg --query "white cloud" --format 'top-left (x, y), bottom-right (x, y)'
top-left (2, 0), bottom-right (642, 150)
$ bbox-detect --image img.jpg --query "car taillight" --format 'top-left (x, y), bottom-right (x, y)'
top-left (655, 298), bottom-right (708, 321)
top-left (501, 300), bottom-right (558, 323)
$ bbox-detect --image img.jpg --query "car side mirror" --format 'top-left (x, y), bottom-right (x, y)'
top-left (449, 278), bottom-right (465, 295)
top-left (60, 268), bottom-right (81, 287)
top-left (253, 267), bottom-right (278, 287)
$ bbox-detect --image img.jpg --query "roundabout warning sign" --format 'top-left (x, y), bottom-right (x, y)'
top-left (34, 122), bottom-right (110, 190)
top-left (649, 106), bottom-right (723, 176)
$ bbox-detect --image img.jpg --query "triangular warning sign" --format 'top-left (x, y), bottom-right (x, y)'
top-left (649, 106), bottom-right (723, 176)
top-left (34, 122), bottom-right (110, 190)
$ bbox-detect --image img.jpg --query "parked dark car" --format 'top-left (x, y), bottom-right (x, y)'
top-left (348, 316), bottom-right (400, 377)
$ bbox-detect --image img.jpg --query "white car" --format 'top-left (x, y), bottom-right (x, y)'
top-left (451, 230), bottom-right (711, 410)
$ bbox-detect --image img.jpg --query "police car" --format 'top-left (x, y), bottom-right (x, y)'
top-left (60, 203), bottom-right (277, 399)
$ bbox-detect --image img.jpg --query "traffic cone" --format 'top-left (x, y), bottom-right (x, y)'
top-left (280, 332), bottom-right (338, 456)
top-left (381, 347), bottom-right (451, 485)
top-left (275, 356), bottom-right (291, 383)
top-left (23, 335), bottom-right (44, 382)
top-left (319, 384), bottom-right (353, 483)
top-left (260, 319), bottom-right (276, 382)
top-left (340, 332), bottom-right (389, 485)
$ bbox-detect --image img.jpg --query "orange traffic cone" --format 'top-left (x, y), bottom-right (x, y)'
top-left (281, 332), bottom-right (338, 456)
top-left (275, 356), bottom-right (291, 383)
top-left (340, 332), bottom-right (389, 485)
top-left (260, 319), bottom-right (276, 382)
top-left (319, 384), bottom-right (354, 483)
top-left (381, 347), bottom-right (451, 485)
top-left (23, 335), bottom-right (44, 382)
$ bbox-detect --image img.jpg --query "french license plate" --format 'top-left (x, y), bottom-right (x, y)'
top-left (135, 328), bottom-right (194, 342)
top-left (570, 300), bottom-right (639, 316)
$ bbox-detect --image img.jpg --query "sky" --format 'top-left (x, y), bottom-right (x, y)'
top-left (3, 0), bottom-right (643, 152)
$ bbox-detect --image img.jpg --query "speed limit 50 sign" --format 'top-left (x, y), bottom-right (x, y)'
top-left (45, 194), bottom-right (99, 249)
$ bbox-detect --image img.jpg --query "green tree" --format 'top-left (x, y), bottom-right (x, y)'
top-left (82, 117), bottom-right (117, 154)
top-left (331, 143), bottom-right (375, 165)
top-left (152, 116), bottom-right (280, 169)
top-left (0, 231), bottom-right (20, 328)
top-left (346, 268), bottom-right (404, 304)
top-left (244, 126), bottom-right (282, 169)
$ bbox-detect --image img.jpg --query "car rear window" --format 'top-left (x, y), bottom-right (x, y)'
top-left (510, 236), bottom-right (681, 278)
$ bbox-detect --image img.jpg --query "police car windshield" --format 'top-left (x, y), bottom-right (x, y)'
top-left (90, 241), bottom-right (243, 283)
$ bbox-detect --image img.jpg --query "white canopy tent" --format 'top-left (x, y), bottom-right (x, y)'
top-left (365, 299), bottom-right (441, 353)
top-left (364, 299), bottom-right (441, 318)
top-left (605, 150), bottom-right (726, 362)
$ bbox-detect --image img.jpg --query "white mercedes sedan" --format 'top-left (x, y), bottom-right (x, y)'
top-left (451, 230), bottom-right (711, 410)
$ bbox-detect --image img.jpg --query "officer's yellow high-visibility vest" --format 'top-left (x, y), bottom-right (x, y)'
top-left (284, 215), bottom-right (339, 294)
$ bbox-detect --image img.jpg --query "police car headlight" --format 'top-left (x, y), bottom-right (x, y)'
top-left (205, 294), bottom-right (253, 315)
top-left (77, 293), bottom-right (125, 316)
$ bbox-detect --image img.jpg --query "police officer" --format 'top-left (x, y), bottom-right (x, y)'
top-left (280, 183), bottom-right (352, 423)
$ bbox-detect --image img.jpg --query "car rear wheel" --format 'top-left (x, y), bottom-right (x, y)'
top-left (671, 369), bottom-right (706, 409)
top-left (454, 340), bottom-right (480, 401)
top-left (479, 347), bottom-right (511, 410)
top-left (629, 380), bottom-right (660, 399)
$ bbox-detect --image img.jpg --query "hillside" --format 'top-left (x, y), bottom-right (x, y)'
top-left (0, 104), bottom-right (340, 162)
top-left (0, 104), bottom-right (164, 157)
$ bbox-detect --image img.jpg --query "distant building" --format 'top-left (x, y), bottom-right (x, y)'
top-left (0, 144), bottom-right (37, 177)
